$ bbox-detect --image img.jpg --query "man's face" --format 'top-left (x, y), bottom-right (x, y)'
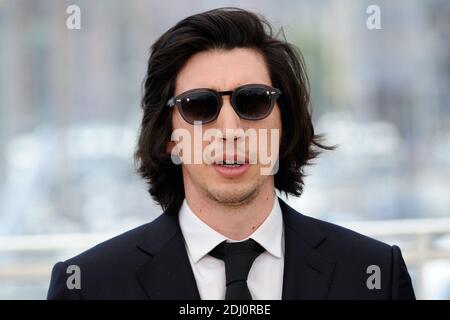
top-left (170, 48), bottom-right (282, 206)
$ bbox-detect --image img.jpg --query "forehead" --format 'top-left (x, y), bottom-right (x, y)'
top-left (174, 48), bottom-right (272, 95)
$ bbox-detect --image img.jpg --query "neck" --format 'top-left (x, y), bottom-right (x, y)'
top-left (184, 181), bottom-right (276, 241)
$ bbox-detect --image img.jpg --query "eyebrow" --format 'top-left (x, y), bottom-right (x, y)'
top-left (175, 84), bottom-right (239, 95)
top-left (176, 82), bottom-right (272, 95)
top-left (204, 83), bottom-right (243, 92)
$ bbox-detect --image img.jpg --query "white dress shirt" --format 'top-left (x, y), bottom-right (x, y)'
top-left (178, 195), bottom-right (285, 300)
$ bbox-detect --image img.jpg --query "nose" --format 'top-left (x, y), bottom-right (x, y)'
top-left (215, 96), bottom-right (243, 140)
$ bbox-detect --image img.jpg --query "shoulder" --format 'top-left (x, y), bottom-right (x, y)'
top-left (279, 198), bottom-right (415, 299)
top-left (63, 223), bottom-right (149, 266)
top-left (47, 211), bottom-right (178, 299)
top-left (280, 198), bottom-right (393, 261)
top-left (60, 210), bottom-right (179, 268)
top-left (307, 214), bottom-right (391, 254)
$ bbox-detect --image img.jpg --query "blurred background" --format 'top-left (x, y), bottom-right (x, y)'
top-left (1, 0), bottom-right (450, 299)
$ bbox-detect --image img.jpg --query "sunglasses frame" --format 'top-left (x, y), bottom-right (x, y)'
top-left (166, 83), bottom-right (282, 125)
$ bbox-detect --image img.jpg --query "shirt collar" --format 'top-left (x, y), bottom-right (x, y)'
top-left (178, 195), bottom-right (284, 263)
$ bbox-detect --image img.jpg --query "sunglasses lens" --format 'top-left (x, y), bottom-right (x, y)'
top-left (180, 91), bottom-right (219, 123)
top-left (235, 86), bottom-right (274, 119)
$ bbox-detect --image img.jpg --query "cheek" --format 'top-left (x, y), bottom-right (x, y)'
top-left (172, 124), bottom-right (210, 166)
top-left (171, 108), bottom-right (184, 129)
top-left (261, 106), bottom-right (282, 155)
top-left (255, 105), bottom-right (282, 133)
top-left (271, 105), bottom-right (282, 130)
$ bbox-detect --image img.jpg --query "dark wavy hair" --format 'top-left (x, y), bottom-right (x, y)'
top-left (134, 7), bottom-right (334, 212)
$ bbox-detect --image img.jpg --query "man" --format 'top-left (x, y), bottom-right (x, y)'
top-left (47, 7), bottom-right (415, 300)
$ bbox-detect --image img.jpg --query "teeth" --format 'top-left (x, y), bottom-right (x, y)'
top-left (217, 161), bottom-right (243, 166)
top-left (215, 159), bottom-right (247, 165)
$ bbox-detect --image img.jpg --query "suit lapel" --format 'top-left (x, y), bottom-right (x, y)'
top-left (279, 198), bottom-right (336, 299)
top-left (135, 207), bottom-right (200, 300)
top-left (134, 198), bottom-right (336, 300)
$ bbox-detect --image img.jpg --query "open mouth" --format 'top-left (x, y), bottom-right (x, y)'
top-left (215, 160), bottom-right (246, 167)
top-left (213, 154), bottom-right (249, 165)
top-left (213, 156), bottom-right (250, 177)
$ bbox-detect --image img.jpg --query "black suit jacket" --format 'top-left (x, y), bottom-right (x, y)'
top-left (47, 197), bottom-right (415, 299)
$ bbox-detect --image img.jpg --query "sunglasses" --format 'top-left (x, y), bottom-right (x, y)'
top-left (166, 83), bottom-right (282, 125)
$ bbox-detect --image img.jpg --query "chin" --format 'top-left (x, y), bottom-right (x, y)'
top-left (207, 184), bottom-right (259, 204)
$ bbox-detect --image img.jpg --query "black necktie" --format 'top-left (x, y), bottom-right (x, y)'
top-left (209, 238), bottom-right (265, 300)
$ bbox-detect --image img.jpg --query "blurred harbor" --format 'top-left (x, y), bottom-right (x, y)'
top-left (1, 0), bottom-right (449, 299)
